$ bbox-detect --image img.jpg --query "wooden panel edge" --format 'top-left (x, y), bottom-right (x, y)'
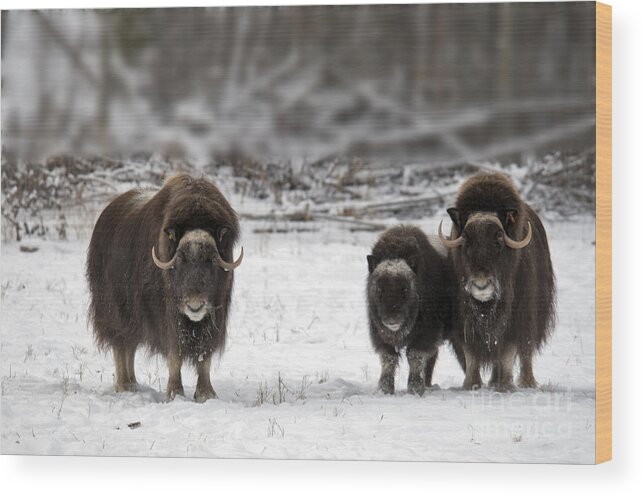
top-left (595, 1), bottom-right (612, 465)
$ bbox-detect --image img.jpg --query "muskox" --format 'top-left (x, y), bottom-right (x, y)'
top-left (438, 172), bottom-right (556, 391)
top-left (367, 225), bottom-right (456, 396)
top-left (87, 173), bottom-right (243, 402)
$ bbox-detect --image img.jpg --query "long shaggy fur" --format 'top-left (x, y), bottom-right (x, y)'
top-left (448, 172), bottom-right (556, 367)
top-left (367, 225), bottom-right (456, 367)
top-left (87, 173), bottom-right (239, 365)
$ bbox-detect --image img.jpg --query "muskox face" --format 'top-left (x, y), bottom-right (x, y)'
top-left (167, 230), bottom-right (223, 322)
top-left (440, 209), bottom-right (532, 304)
top-left (152, 228), bottom-right (243, 322)
top-left (457, 221), bottom-right (506, 303)
top-left (368, 259), bottom-right (419, 333)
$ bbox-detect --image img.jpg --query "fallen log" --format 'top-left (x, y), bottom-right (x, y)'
top-left (239, 211), bottom-right (386, 231)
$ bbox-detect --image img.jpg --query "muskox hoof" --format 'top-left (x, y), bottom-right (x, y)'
top-left (194, 386), bottom-right (217, 403)
top-left (462, 378), bottom-right (483, 391)
top-left (494, 381), bottom-right (516, 393)
top-left (518, 377), bottom-right (539, 389)
top-left (115, 382), bottom-right (138, 393)
top-left (378, 376), bottom-right (395, 395)
top-left (407, 378), bottom-right (425, 396)
top-left (165, 384), bottom-right (185, 401)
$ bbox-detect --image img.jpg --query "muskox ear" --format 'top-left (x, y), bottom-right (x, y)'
top-left (447, 208), bottom-right (462, 230)
top-left (367, 255), bottom-right (376, 274)
top-left (501, 209), bottom-right (518, 228)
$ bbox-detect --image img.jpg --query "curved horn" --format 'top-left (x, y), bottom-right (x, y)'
top-left (503, 221), bottom-right (532, 249)
top-left (151, 246), bottom-right (177, 270)
top-left (213, 246), bottom-right (244, 272)
top-left (438, 220), bottom-right (464, 248)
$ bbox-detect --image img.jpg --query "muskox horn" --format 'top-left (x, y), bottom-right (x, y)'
top-left (438, 220), bottom-right (464, 248)
top-left (151, 246), bottom-right (176, 270)
top-left (213, 246), bottom-right (244, 272)
top-left (503, 221), bottom-right (532, 249)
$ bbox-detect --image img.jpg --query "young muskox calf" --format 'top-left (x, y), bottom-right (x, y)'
top-left (367, 225), bottom-right (454, 396)
top-left (439, 172), bottom-right (556, 391)
top-left (87, 174), bottom-right (243, 402)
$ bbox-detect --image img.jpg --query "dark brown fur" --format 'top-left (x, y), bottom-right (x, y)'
top-left (87, 174), bottom-right (240, 401)
top-left (446, 172), bottom-right (556, 391)
top-left (366, 225), bottom-right (456, 395)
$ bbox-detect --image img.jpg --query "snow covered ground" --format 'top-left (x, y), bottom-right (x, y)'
top-left (0, 214), bottom-right (596, 463)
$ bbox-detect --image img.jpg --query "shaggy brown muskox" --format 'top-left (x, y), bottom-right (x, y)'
top-left (87, 174), bottom-right (243, 402)
top-left (438, 172), bottom-right (555, 391)
top-left (367, 225), bottom-right (458, 396)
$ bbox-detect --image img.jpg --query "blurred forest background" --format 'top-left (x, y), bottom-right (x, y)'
top-left (0, 3), bottom-right (597, 242)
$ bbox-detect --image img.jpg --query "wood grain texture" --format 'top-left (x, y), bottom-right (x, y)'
top-left (595, 1), bottom-right (612, 464)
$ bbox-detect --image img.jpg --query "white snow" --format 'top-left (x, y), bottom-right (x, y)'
top-left (0, 216), bottom-right (596, 463)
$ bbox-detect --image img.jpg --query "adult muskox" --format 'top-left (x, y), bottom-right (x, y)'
top-left (438, 172), bottom-right (555, 391)
top-left (87, 173), bottom-right (243, 402)
top-left (367, 225), bottom-right (457, 396)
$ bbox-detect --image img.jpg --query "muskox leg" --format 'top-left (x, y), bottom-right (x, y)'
top-left (492, 343), bottom-right (517, 392)
top-left (462, 346), bottom-right (483, 390)
top-left (165, 350), bottom-right (185, 401)
top-left (378, 348), bottom-right (398, 395)
top-left (423, 351), bottom-right (438, 388)
top-left (125, 346), bottom-right (138, 390)
top-left (407, 349), bottom-right (428, 396)
top-left (194, 354), bottom-right (217, 403)
top-left (518, 350), bottom-right (539, 389)
top-left (451, 342), bottom-right (467, 375)
top-left (113, 343), bottom-right (135, 393)
top-left (489, 365), bottom-right (499, 387)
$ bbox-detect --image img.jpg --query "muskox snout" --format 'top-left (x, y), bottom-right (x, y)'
top-left (383, 319), bottom-right (403, 332)
top-left (472, 277), bottom-right (492, 290)
top-left (466, 276), bottom-right (498, 302)
top-left (381, 310), bottom-right (407, 332)
top-left (187, 300), bottom-right (205, 313)
top-left (182, 297), bottom-right (209, 322)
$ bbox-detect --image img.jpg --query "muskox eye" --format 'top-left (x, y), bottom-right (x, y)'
top-left (402, 288), bottom-right (408, 296)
